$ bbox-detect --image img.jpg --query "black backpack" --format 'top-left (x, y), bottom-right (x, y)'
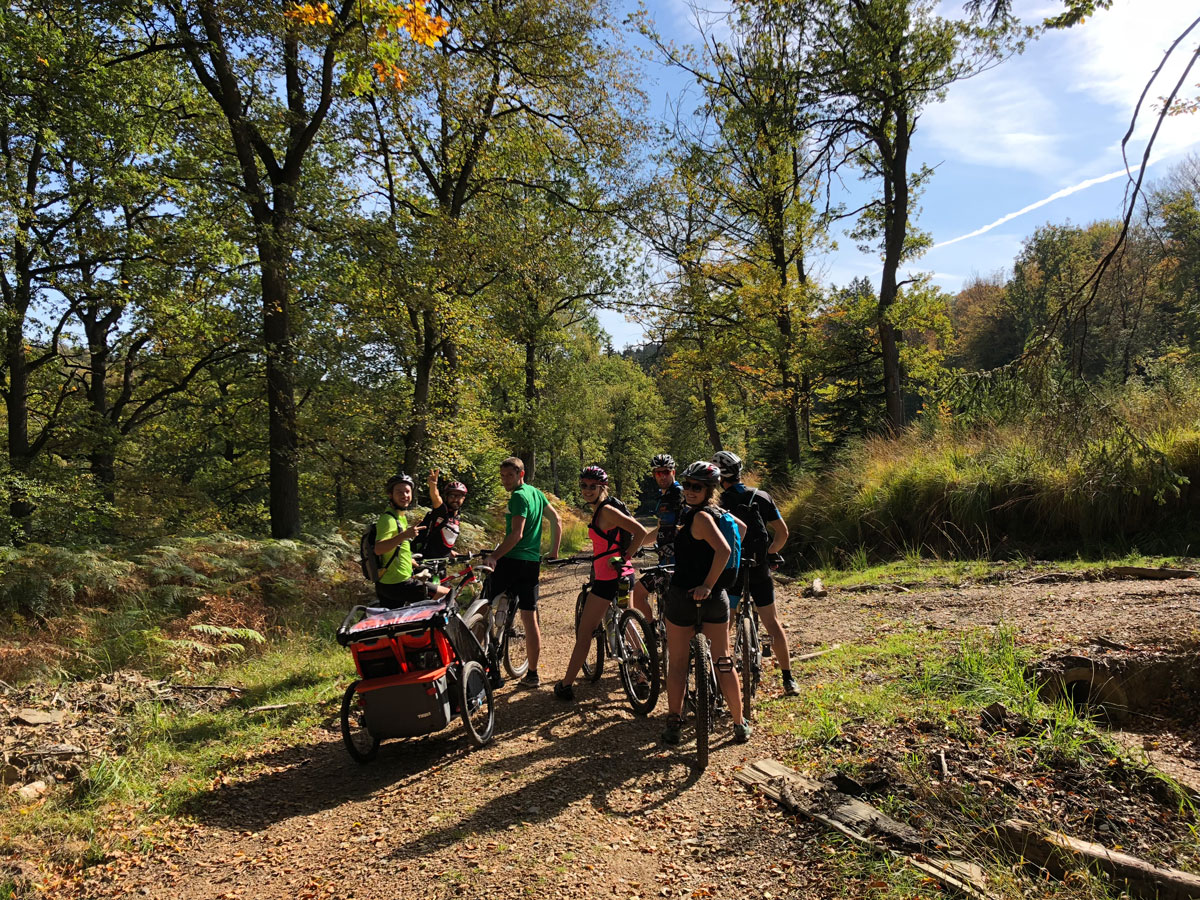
top-left (591, 496), bottom-right (634, 557)
top-left (359, 511), bottom-right (401, 582)
top-left (725, 488), bottom-right (771, 566)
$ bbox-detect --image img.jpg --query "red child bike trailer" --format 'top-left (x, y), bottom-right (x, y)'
top-left (336, 596), bottom-right (495, 762)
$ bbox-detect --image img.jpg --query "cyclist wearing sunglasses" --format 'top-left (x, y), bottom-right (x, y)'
top-left (660, 461), bottom-right (750, 746)
top-left (630, 453), bottom-right (683, 626)
top-left (555, 466), bottom-right (651, 700)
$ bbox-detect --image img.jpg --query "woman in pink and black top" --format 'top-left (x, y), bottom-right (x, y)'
top-left (554, 466), bottom-right (650, 701)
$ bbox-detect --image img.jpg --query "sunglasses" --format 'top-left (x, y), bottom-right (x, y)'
top-left (681, 481), bottom-right (708, 492)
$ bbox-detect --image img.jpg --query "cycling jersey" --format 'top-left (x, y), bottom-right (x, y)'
top-left (418, 503), bottom-right (461, 559)
top-left (588, 497), bottom-right (634, 581)
top-left (655, 482), bottom-right (684, 560)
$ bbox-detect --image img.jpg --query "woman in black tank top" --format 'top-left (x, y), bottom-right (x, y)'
top-left (659, 461), bottom-right (750, 747)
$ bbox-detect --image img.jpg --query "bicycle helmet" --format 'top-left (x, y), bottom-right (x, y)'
top-left (711, 450), bottom-right (743, 479)
top-left (679, 460), bottom-right (721, 486)
top-left (386, 473), bottom-right (415, 491)
top-left (445, 480), bottom-right (468, 496)
top-left (579, 465), bottom-right (609, 484)
top-left (650, 453), bottom-right (675, 470)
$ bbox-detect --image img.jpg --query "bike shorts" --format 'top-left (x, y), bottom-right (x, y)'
top-left (664, 583), bottom-right (729, 628)
top-left (588, 573), bottom-right (635, 602)
top-left (492, 557), bottom-right (541, 611)
top-left (728, 564), bottom-right (775, 611)
top-left (374, 578), bottom-right (429, 608)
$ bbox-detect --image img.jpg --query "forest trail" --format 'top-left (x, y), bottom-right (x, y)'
top-left (55, 566), bottom-right (1200, 900)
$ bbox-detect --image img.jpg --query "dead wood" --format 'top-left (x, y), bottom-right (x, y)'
top-left (795, 645), bottom-right (840, 663)
top-left (736, 759), bottom-right (1000, 900)
top-left (993, 818), bottom-right (1200, 900)
top-left (167, 684), bottom-right (245, 694)
top-left (1092, 635), bottom-right (1137, 652)
top-left (1107, 566), bottom-right (1197, 581)
top-left (246, 703), bottom-right (301, 713)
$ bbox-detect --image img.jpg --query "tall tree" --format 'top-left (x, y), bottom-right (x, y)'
top-left (811, 0), bottom-right (1018, 429)
top-left (153, 0), bottom-right (448, 537)
top-left (347, 0), bottom-right (641, 475)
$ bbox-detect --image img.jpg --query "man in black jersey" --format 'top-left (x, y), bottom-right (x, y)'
top-left (712, 450), bottom-right (798, 696)
top-left (631, 453), bottom-right (683, 626)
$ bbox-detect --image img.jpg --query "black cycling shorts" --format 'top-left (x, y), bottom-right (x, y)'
top-left (663, 583), bottom-right (729, 628)
top-left (374, 578), bottom-right (429, 608)
top-left (588, 574), bottom-right (634, 602)
top-left (728, 564), bottom-right (775, 610)
top-left (492, 557), bottom-right (541, 611)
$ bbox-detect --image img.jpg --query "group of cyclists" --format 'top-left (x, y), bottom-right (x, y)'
top-left (371, 450), bottom-right (798, 749)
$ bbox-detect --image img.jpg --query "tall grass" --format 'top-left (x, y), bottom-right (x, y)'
top-left (786, 411), bottom-right (1200, 562)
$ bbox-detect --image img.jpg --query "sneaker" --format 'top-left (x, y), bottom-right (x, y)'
top-left (782, 674), bottom-right (799, 696)
top-left (553, 680), bottom-right (574, 701)
top-left (733, 720), bottom-right (752, 743)
top-left (519, 671), bottom-right (541, 689)
top-left (660, 715), bottom-right (683, 745)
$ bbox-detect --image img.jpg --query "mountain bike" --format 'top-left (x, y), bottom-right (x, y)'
top-left (551, 556), bottom-right (660, 715)
top-left (686, 595), bottom-right (721, 770)
top-left (637, 561), bottom-right (674, 685)
top-left (731, 565), bottom-right (763, 720)
top-left (459, 557), bottom-right (528, 683)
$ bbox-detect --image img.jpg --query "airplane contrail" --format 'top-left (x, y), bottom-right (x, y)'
top-left (933, 165), bottom-right (1149, 249)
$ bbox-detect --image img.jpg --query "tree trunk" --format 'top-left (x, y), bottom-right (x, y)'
top-left (521, 338), bottom-right (537, 482)
top-left (260, 233), bottom-right (301, 538)
top-left (404, 307), bottom-right (437, 476)
top-left (4, 324), bottom-right (34, 534)
top-left (878, 120), bottom-right (909, 432)
top-left (702, 376), bottom-right (722, 451)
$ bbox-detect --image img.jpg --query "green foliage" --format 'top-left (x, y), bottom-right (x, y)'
top-left (786, 361), bottom-right (1200, 560)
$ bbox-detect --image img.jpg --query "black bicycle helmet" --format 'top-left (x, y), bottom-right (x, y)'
top-left (579, 465), bottom-right (609, 484)
top-left (386, 473), bottom-right (415, 491)
top-left (680, 460), bottom-right (721, 486)
top-left (711, 450), bottom-right (742, 479)
top-left (650, 453), bottom-right (675, 470)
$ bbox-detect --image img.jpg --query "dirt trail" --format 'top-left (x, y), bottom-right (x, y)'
top-left (57, 568), bottom-right (1200, 899)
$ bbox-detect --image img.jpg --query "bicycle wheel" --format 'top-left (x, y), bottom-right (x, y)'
top-left (616, 609), bottom-right (659, 716)
top-left (458, 660), bottom-right (495, 747)
top-left (692, 636), bottom-right (711, 769)
top-left (574, 588), bottom-right (604, 681)
top-left (465, 610), bottom-right (490, 654)
top-left (739, 616), bottom-right (756, 721)
top-left (340, 681), bottom-right (379, 763)
top-left (502, 604), bottom-right (529, 679)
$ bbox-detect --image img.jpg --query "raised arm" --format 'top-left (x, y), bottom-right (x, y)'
top-left (427, 468), bottom-right (443, 509)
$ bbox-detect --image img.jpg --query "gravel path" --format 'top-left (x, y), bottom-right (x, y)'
top-left (61, 567), bottom-right (1200, 899)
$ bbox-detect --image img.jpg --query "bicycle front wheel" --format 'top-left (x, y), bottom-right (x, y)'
top-left (616, 609), bottom-right (659, 716)
top-left (575, 588), bottom-right (604, 681)
top-left (692, 635), bottom-right (711, 769)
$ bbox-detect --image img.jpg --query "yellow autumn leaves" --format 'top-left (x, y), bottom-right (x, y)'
top-left (285, 1), bottom-right (450, 88)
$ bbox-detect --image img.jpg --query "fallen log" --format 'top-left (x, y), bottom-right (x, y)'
top-left (795, 645), bottom-right (840, 663)
top-left (993, 818), bottom-right (1200, 900)
top-left (167, 683), bottom-right (245, 694)
top-left (736, 759), bottom-right (1000, 900)
top-left (1106, 566), bottom-right (1197, 581)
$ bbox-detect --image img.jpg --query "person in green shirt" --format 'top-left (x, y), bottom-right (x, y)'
top-left (483, 457), bottom-right (562, 688)
top-left (373, 473), bottom-right (428, 608)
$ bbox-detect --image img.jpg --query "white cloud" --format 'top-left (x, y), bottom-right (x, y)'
top-left (922, 76), bottom-right (1067, 173)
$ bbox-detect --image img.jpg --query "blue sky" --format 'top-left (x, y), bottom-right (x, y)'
top-left (599, 0), bottom-right (1200, 347)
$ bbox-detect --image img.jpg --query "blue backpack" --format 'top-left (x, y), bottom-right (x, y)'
top-left (700, 507), bottom-right (742, 576)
